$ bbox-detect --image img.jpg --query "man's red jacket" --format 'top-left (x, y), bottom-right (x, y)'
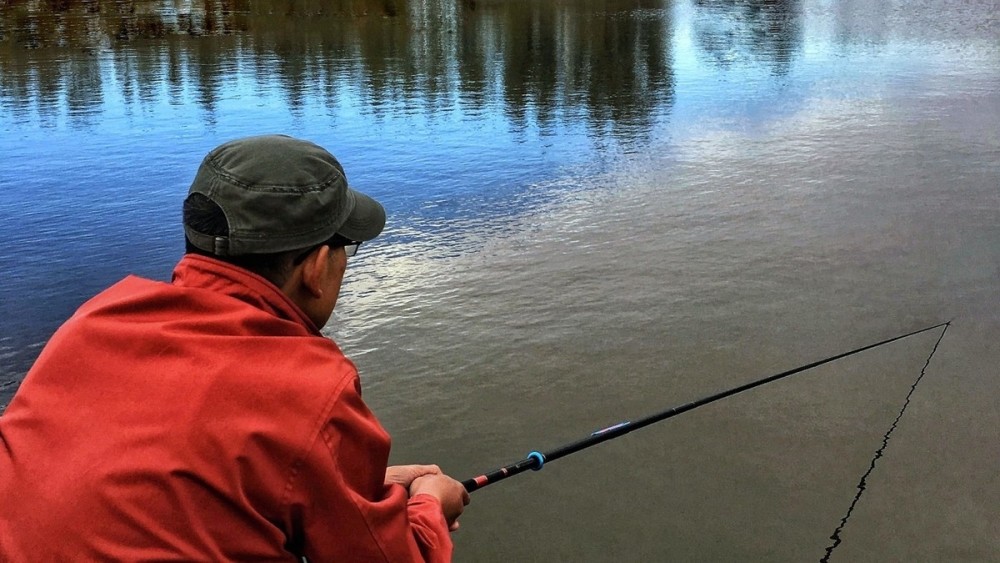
top-left (0, 254), bottom-right (452, 561)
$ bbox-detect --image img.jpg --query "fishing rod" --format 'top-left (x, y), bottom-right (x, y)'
top-left (463, 321), bottom-right (950, 493)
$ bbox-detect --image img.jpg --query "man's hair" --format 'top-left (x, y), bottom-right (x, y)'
top-left (183, 193), bottom-right (301, 287)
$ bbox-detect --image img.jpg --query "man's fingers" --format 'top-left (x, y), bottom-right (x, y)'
top-left (385, 464), bottom-right (446, 488)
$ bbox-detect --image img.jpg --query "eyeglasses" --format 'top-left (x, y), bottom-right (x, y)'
top-left (292, 234), bottom-right (363, 265)
top-left (341, 241), bottom-right (361, 258)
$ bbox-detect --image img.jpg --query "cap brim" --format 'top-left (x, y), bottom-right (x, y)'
top-left (336, 188), bottom-right (386, 242)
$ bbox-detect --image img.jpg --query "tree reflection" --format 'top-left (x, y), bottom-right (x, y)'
top-left (691, 0), bottom-right (802, 75)
top-left (0, 0), bottom-right (683, 146)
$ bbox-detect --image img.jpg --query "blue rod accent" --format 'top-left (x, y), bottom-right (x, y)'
top-left (527, 451), bottom-right (545, 470)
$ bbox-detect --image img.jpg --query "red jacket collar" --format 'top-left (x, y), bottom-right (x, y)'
top-left (171, 254), bottom-right (321, 335)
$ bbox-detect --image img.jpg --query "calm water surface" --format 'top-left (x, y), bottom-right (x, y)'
top-left (2, 1), bottom-right (998, 561)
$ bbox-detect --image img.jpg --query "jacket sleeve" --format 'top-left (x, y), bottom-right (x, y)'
top-left (284, 377), bottom-right (453, 562)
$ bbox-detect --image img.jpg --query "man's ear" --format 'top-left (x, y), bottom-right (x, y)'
top-left (298, 245), bottom-right (330, 299)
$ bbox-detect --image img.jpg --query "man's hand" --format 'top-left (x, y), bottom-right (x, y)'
top-left (409, 473), bottom-right (471, 531)
top-left (384, 464), bottom-right (442, 488)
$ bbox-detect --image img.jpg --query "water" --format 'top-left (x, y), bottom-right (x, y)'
top-left (2, 0), bottom-right (998, 560)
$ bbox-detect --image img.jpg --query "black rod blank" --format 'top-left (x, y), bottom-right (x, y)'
top-left (462, 321), bottom-right (950, 492)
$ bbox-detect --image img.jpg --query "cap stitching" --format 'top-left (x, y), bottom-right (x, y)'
top-left (206, 155), bottom-right (346, 193)
top-left (226, 204), bottom-right (352, 242)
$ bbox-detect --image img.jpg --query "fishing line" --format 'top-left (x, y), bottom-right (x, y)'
top-left (463, 321), bottom-right (951, 492)
top-left (820, 321), bottom-right (951, 562)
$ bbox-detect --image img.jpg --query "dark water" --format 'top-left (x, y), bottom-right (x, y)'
top-left (2, 1), bottom-right (998, 560)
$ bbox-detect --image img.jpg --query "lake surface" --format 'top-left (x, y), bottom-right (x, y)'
top-left (2, 0), bottom-right (998, 560)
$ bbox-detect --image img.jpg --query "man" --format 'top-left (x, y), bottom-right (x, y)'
top-left (0, 135), bottom-right (470, 561)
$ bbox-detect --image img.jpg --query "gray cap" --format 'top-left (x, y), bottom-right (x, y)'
top-left (184, 135), bottom-right (386, 256)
